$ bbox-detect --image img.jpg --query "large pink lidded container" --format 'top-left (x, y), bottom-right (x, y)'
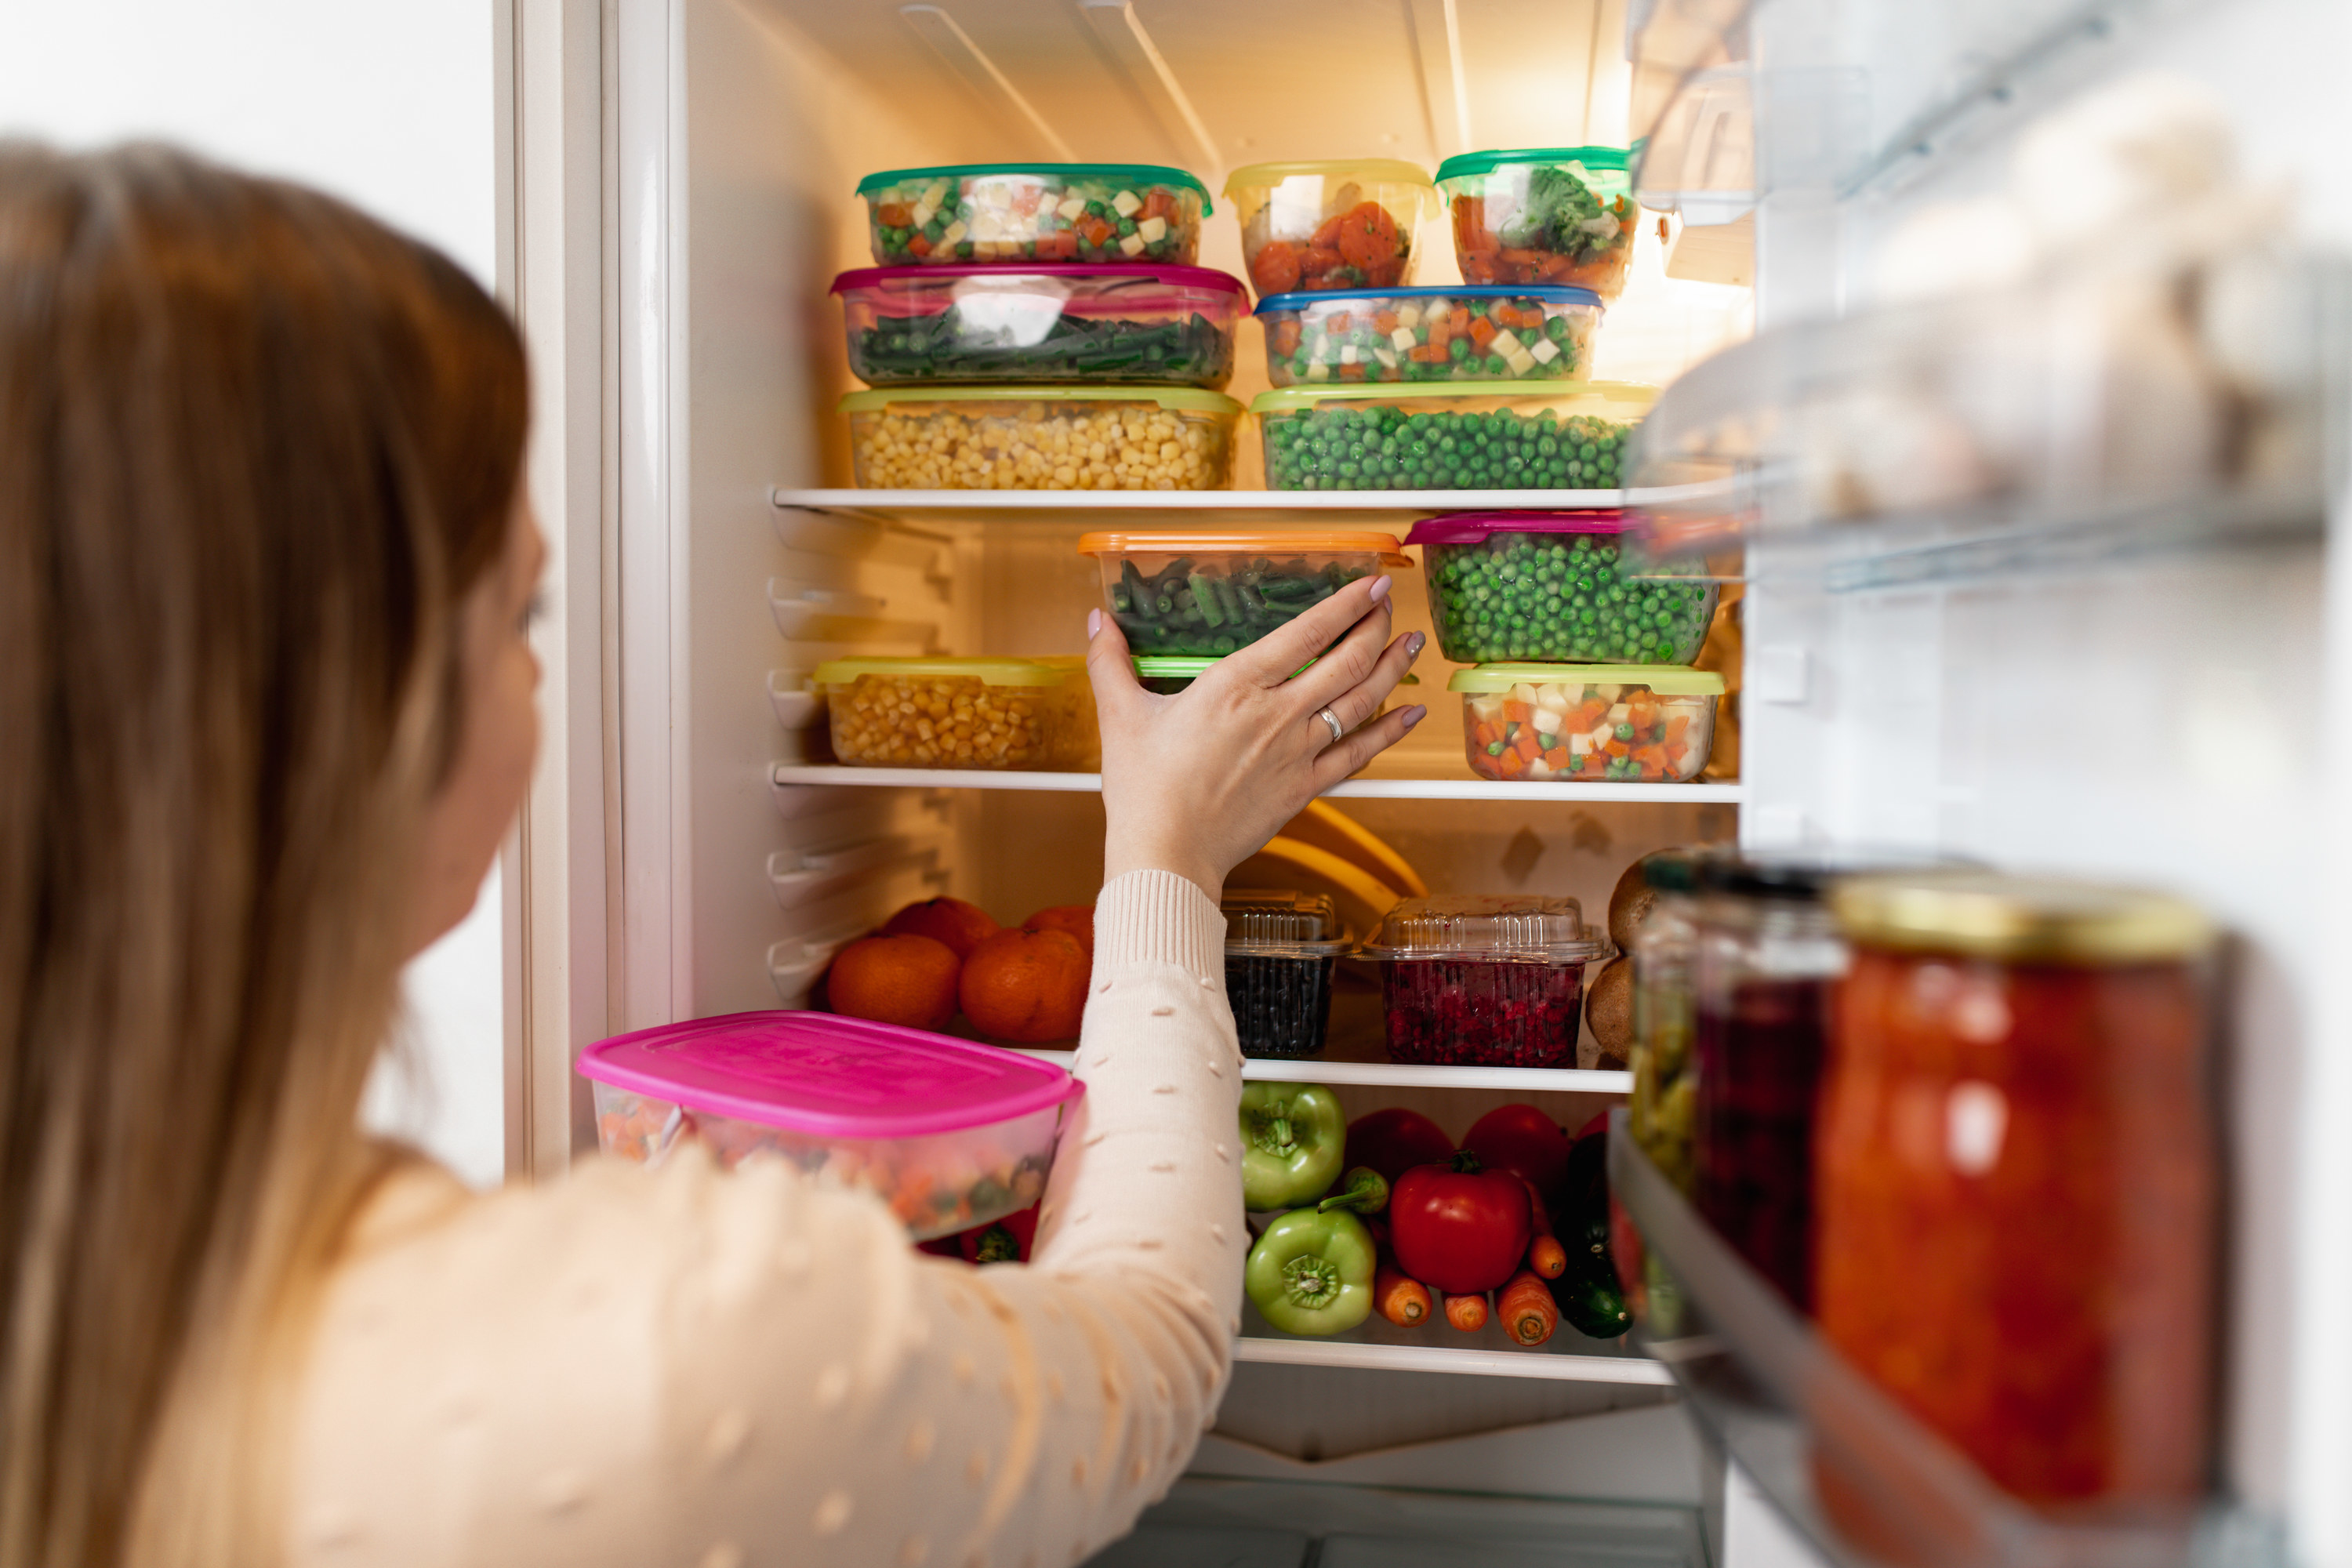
top-left (577, 1009), bottom-right (1085, 1240)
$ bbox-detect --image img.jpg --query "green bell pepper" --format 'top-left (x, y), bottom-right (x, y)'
top-left (1239, 1082), bottom-right (1346, 1212)
top-left (1245, 1207), bottom-right (1377, 1336)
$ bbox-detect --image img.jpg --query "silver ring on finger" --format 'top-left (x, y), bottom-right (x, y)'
top-left (1316, 707), bottom-right (1346, 746)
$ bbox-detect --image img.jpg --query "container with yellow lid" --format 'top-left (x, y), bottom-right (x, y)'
top-left (1222, 159), bottom-right (1440, 299)
top-left (1079, 530), bottom-right (1407, 658)
top-left (810, 656), bottom-right (1097, 771)
top-left (1816, 869), bottom-right (2219, 1519)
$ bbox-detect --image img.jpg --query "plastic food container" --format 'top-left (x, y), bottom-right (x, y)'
top-left (1251, 382), bottom-right (1655, 492)
top-left (1451, 664), bottom-right (1722, 782)
top-left (1080, 529), bottom-right (1409, 657)
top-left (1361, 895), bottom-right (1608, 1069)
top-left (1222, 890), bottom-right (1351, 1058)
top-left (1436, 147), bottom-right (1639, 298)
top-left (1406, 510), bottom-right (1718, 663)
top-left (842, 387), bottom-right (1241, 490)
top-left (1256, 287), bottom-right (1602, 387)
top-left (858, 163), bottom-right (1210, 267)
top-left (831, 265), bottom-right (1247, 390)
top-left (1221, 159), bottom-right (1440, 298)
top-left (811, 656), bottom-right (1098, 771)
top-left (578, 1010), bottom-right (1085, 1239)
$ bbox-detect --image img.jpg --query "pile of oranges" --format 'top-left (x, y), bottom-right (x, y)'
top-left (826, 896), bottom-right (1094, 1044)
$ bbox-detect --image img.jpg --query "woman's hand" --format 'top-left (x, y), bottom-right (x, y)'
top-left (1086, 575), bottom-right (1427, 900)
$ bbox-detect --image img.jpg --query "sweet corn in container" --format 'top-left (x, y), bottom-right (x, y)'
top-left (812, 656), bottom-right (1098, 771)
top-left (842, 387), bottom-right (1240, 490)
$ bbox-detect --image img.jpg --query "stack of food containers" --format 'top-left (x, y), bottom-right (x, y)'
top-left (837, 163), bottom-right (1246, 491)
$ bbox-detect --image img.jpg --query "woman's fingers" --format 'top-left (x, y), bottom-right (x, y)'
top-left (1083, 608), bottom-right (1145, 720)
top-left (1312, 702), bottom-right (1428, 793)
top-left (1308, 630), bottom-right (1421, 742)
top-left (1284, 597), bottom-right (1416, 720)
top-left (1224, 574), bottom-right (1393, 689)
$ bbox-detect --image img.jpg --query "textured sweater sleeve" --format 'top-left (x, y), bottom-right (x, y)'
top-left (285, 870), bottom-right (1244, 1568)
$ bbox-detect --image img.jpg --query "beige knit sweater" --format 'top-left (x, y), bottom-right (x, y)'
top-left (287, 871), bottom-right (1244, 1567)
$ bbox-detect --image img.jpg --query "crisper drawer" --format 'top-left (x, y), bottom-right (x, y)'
top-left (1084, 1478), bottom-right (1706, 1568)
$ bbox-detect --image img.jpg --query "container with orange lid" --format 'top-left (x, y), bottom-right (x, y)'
top-left (1817, 871), bottom-right (2218, 1516)
top-left (1079, 529), bottom-right (1409, 657)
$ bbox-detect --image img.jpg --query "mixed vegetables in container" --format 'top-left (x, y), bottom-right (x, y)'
top-left (1436, 147), bottom-right (1639, 298)
top-left (1256, 287), bottom-right (1602, 387)
top-left (1222, 159), bottom-right (1439, 298)
top-left (858, 163), bottom-right (1210, 267)
top-left (1450, 665), bottom-right (1724, 784)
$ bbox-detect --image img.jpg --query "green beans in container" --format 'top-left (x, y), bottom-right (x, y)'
top-left (1221, 891), bottom-right (1351, 1059)
top-left (1250, 381), bottom-right (1656, 492)
top-left (1080, 530), bottom-right (1408, 657)
top-left (1404, 510), bottom-right (1718, 664)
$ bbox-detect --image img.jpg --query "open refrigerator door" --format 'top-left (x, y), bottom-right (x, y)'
top-left (496, 0), bottom-right (2352, 1564)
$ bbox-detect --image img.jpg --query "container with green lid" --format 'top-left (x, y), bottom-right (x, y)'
top-left (1250, 381), bottom-right (1654, 492)
top-left (1435, 147), bottom-right (1639, 299)
top-left (842, 386), bottom-right (1242, 491)
top-left (857, 163), bottom-right (1210, 267)
top-left (1221, 158), bottom-right (1440, 299)
top-left (811, 655), bottom-right (1098, 771)
top-left (1448, 663), bottom-right (1722, 783)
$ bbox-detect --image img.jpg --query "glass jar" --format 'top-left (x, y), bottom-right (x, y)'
top-left (1691, 856), bottom-right (1849, 1308)
top-left (1818, 873), bottom-right (2217, 1510)
top-left (1628, 852), bottom-right (1700, 1192)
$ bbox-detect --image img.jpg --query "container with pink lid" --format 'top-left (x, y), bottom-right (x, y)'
top-left (578, 1010), bottom-right (1084, 1240)
top-left (1406, 510), bottom-right (1719, 665)
top-left (831, 263), bottom-right (1247, 390)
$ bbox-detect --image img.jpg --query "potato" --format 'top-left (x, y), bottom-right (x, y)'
top-left (1608, 853), bottom-right (1671, 949)
top-left (1585, 956), bottom-right (1633, 1069)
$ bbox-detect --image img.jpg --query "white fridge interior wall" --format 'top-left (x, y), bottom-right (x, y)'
top-left (1730, 0), bottom-right (2352, 1555)
top-left (0, 0), bottom-right (507, 1189)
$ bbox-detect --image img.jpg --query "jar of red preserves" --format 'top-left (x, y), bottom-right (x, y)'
top-left (1818, 872), bottom-right (2217, 1511)
top-left (1691, 855), bottom-right (1849, 1309)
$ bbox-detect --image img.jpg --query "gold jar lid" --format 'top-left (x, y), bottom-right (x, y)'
top-left (1829, 871), bottom-right (2216, 964)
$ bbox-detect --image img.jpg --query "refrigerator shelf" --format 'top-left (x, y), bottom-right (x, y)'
top-left (771, 486), bottom-right (1634, 529)
top-left (771, 764), bottom-right (1748, 807)
top-left (1606, 1110), bottom-right (2277, 1568)
top-left (1233, 1298), bottom-right (1670, 1385)
top-left (1010, 1047), bottom-right (1630, 1097)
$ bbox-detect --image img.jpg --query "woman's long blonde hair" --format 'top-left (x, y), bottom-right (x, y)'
top-left (0, 144), bottom-right (528, 1568)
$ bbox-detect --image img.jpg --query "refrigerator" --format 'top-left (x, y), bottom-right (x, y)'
top-left (492, 0), bottom-right (2352, 1563)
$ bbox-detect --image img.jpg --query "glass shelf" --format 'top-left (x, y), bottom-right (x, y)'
top-left (1606, 1112), bottom-right (2281, 1568)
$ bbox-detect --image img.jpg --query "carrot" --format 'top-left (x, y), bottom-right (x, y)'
top-left (1444, 1292), bottom-right (1489, 1332)
top-left (1327, 311), bottom-right (1352, 334)
top-left (1468, 315), bottom-right (1497, 350)
top-left (1520, 1177), bottom-right (1567, 1279)
top-left (876, 202), bottom-right (912, 227)
top-left (1311, 213), bottom-right (1345, 249)
top-left (1501, 700), bottom-right (1532, 722)
top-left (1377, 1265), bottom-right (1432, 1327)
top-left (1666, 713), bottom-right (1690, 742)
top-left (908, 234), bottom-right (932, 258)
top-left (1372, 310), bottom-right (1399, 334)
top-left (1499, 1271), bottom-right (1559, 1345)
top-left (1543, 746), bottom-right (1571, 770)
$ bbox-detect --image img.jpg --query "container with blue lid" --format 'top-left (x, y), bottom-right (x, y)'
top-left (1254, 285), bottom-right (1605, 388)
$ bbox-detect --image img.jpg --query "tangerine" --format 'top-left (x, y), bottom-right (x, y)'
top-left (1022, 904), bottom-right (1096, 960)
top-left (826, 934), bottom-right (961, 1031)
top-left (960, 928), bottom-right (1091, 1044)
top-left (882, 896), bottom-right (1000, 961)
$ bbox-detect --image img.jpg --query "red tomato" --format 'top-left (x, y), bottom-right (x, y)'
top-left (1389, 1156), bottom-right (1533, 1294)
top-left (1347, 1108), bottom-right (1456, 1183)
top-left (1463, 1104), bottom-right (1573, 1210)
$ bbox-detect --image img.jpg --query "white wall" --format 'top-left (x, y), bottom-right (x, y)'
top-left (0, 0), bottom-right (507, 1189)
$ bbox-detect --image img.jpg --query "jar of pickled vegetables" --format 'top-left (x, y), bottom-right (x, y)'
top-left (1818, 872), bottom-right (2218, 1510)
top-left (1691, 855), bottom-right (1848, 1308)
top-left (1628, 852), bottom-right (1700, 1192)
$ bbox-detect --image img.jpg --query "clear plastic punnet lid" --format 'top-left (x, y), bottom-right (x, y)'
top-left (1447, 662), bottom-right (1726, 696)
top-left (1435, 146), bottom-right (1635, 183)
top-left (840, 386), bottom-right (1243, 415)
top-left (1254, 285), bottom-right (1604, 315)
top-left (1221, 889), bottom-right (1351, 957)
top-left (855, 162), bottom-right (1213, 213)
top-left (1360, 895), bottom-right (1606, 964)
top-left (576, 1009), bottom-right (1083, 1139)
top-left (1403, 510), bottom-right (1632, 546)
top-left (811, 656), bottom-right (1082, 688)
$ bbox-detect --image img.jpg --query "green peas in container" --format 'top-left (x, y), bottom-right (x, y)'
top-left (1403, 510), bottom-right (1719, 665)
top-left (1248, 380), bottom-right (1655, 492)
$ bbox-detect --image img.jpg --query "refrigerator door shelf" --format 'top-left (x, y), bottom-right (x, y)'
top-left (767, 668), bottom-right (822, 731)
top-left (767, 836), bottom-right (946, 911)
top-left (767, 578), bottom-right (938, 645)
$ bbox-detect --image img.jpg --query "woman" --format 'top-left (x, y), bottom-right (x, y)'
top-left (0, 144), bottom-right (1425, 1568)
